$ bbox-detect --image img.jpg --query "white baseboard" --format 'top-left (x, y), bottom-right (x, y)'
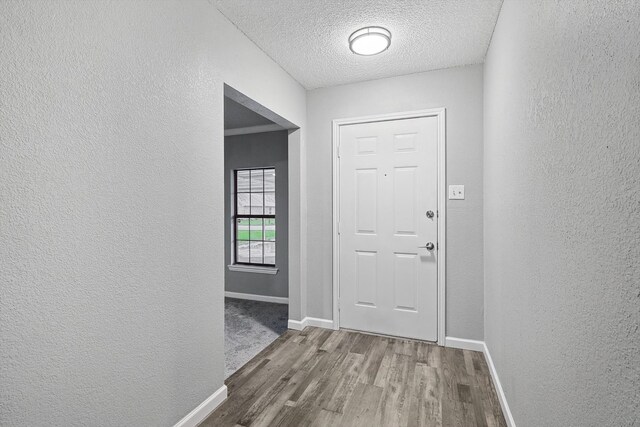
top-left (287, 316), bottom-right (335, 331)
top-left (173, 385), bottom-right (227, 427)
top-left (445, 336), bottom-right (486, 352)
top-left (445, 337), bottom-right (515, 426)
top-left (482, 342), bottom-right (516, 427)
top-left (225, 291), bottom-right (288, 305)
top-left (287, 318), bottom-right (305, 330)
top-left (305, 317), bottom-right (335, 329)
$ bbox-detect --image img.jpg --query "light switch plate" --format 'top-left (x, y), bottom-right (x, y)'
top-left (449, 185), bottom-right (465, 200)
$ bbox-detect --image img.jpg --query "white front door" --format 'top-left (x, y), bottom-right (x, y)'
top-left (338, 116), bottom-right (439, 342)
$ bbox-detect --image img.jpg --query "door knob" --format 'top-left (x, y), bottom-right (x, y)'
top-left (419, 242), bottom-right (435, 250)
top-left (426, 210), bottom-right (435, 219)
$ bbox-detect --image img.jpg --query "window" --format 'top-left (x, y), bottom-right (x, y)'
top-left (234, 168), bottom-right (276, 266)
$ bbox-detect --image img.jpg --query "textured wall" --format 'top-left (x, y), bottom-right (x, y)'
top-left (0, 1), bottom-right (305, 425)
top-left (225, 131), bottom-right (289, 298)
top-left (306, 65), bottom-right (485, 340)
top-left (484, 1), bottom-right (640, 425)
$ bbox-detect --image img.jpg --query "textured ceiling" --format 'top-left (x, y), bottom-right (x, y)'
top-left (224, 96), bottom-right (275, 129)
top-left (213, 0), bottom-right (503, 90)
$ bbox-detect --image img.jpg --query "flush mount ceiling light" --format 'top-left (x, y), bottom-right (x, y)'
top-left (349, 26), bottom-right (391, 56)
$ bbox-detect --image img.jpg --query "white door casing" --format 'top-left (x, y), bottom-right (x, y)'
top-left (332, 109), bottom-right (446, 344)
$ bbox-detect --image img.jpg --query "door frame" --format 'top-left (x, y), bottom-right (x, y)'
top-left (332, 108), bottom-right (447, 346)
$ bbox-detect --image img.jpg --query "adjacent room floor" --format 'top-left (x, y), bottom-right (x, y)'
top-left (224, 297), bottom-right (288, 378)
top-left (205, 327), bottom-right (507, 427)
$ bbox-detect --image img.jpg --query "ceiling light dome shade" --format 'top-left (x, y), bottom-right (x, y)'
top-left (349, 26), bottom-right (391, 56)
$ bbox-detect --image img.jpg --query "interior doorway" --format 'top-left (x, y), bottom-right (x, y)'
top-left (223, 86), bottom-right (299, 378)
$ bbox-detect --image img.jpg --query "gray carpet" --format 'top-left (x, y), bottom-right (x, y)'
top-left (225, 297), bottom-right (288, 378)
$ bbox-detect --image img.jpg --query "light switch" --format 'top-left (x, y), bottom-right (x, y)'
top-left (448, 185), bottom-right (465, 200)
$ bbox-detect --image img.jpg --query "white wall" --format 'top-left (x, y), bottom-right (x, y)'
top-left (484, 1), bottom-right (640, 425)
top-left (0, 1), bottom-right (305, 425)
top-left (306, 65), bottom-right (485, 340)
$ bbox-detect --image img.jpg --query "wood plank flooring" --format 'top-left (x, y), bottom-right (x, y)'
top-left (201, 327), bottom-right (507, 427)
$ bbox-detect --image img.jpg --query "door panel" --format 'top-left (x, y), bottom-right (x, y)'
top-left (355, 169), bottom-right (378, 234)
top-left (393, 167), bottom-right (418, 235)
top-left (339, 116), bottom-right (438, 342)
top-left (355, 251), bottom-right (378, 307)
top-left (393, 252), bottom-right (418, 311)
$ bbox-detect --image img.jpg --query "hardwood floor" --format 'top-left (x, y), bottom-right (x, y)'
top-left (201, 327), bottom-right (507, 427)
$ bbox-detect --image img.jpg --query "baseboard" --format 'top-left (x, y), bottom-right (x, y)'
top-left (225, 291), bottom-right (288, 305)
top-left (445, 336), bottom-right (485, 352)
top-left (287, 318), bottom-right (306, 330)
top-left (305, 317), bottom-right (335, 329)
top-left (287, 316), bottom-right (335, 331)
top-left (482, 343), bottom-right (517, 427)
top-left (445, 337), bottom-right (515, 426)
top-left (173, 385), bottom-right (227, 427)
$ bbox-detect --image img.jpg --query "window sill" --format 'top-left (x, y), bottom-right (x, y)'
top-left (228, 264), bottom-right (279, 275)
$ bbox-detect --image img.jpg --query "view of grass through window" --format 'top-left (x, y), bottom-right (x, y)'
top-left (236, 218), bottom-right (276, 240)
top-left (234, 168), bottom-right (276, 265)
